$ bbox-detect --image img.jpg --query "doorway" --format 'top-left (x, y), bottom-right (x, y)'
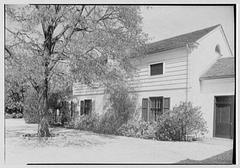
top-left (214, 96), bottom-right (234, 139)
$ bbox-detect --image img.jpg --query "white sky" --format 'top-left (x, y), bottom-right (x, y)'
top-left (141, 6), bottom-right (234, 52)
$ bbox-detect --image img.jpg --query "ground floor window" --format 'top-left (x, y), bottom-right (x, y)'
top-left (150, 97), bottom-right (163, 121)
top-left (142, 96), bottom-right (170, 121)
top-left (80, 99), bottom-right (92, 115)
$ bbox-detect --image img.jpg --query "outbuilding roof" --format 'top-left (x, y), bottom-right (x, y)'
top-left (146, 24), bottom-right (220, 54)
top-left (200, 57), bottom-right (235, 80)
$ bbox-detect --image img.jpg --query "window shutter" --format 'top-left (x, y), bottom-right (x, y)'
top-left (89, 99), bottom-right (92, 114)
top-left (142, 98), bottom-right (148, 121)
top-left (70, 101), bottom-right (74, 117)
top-left (163, 97), bottom-right (170, 112)
top-left (80, 100), bottom-right (84, 115)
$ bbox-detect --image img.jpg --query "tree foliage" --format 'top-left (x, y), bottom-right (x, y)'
top-left (5, 5), bottom-right (147, 136)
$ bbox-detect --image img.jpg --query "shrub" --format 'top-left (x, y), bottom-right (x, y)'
top-left (97, 111), bottom-right (122, 134)
top-left (59, 101), bottom-right (72, 125)
top-left (74, 113), bottom-right (100, 131)
top-left (16, 113), bottom-right (23, 118)
top-left (117, 120), bottom-right (157, 139)
top-left (73, 112), bottom-right (121, 135)
top-left (12, 113), bottom-right (16, 118)
top-left (103, 84), bottom-right (138, 133)
top-left (5, 113), bottom-right (12, 119)
top-left (155, 102), bottom-right (208, 141)
top-left (23, 92), bottom-right (40, 124)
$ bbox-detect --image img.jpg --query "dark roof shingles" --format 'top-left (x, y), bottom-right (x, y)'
top-left (146, 24), bottom-right (220, 54)
top-left (200, 57), bottom-right (235, 79)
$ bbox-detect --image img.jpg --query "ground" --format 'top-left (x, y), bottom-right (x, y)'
top-left (5, 119), bottom-right (233, 165)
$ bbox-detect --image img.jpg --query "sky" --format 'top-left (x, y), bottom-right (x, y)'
top-left (140, 6), bottom-right (234, 52)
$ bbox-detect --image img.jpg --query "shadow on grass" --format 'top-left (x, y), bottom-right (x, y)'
top-left (176, 149), bottom-right (233, 165)
top-left (52, 127), bottom-right (118, 140)
top-left (18, 127), bottom-right (119, 148)
top-left (7, 124), bottom-right (118, 149)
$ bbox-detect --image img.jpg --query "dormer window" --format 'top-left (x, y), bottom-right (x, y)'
top-left (150, 62), bottom-right (164, 76)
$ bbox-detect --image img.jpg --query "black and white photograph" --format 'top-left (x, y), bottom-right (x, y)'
top-left (2, 3), bottom-right (238, 166)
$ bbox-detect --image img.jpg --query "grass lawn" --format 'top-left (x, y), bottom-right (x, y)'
top-left (5, 119), bottom-right (234, 165)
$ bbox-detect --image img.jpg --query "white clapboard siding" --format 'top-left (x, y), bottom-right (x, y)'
top-left (73, 83), bottom-right (104, 96)
top-left (130, 74), bottom-right (187, 84)
top-left (73, 47), bottom-right (188, 96)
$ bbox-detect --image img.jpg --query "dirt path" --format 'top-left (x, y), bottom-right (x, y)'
top-left (5, 119), bottom-right (233, 165)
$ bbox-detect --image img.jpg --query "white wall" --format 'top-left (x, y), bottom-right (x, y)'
top-left (72, 94), bottom-right (107, 116)
top-left (199, 78), bottom-right (235, 137)
top-left (132, 47), bottom-right (188, 92)
top-left (188, 27), bottom-right (234, 137)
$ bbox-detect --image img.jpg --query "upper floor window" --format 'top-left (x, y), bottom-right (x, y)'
top-left (150, 62), bottom-right (164, 76)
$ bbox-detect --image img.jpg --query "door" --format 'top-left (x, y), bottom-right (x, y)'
top-left (214, 96), bottom-right (234, 139)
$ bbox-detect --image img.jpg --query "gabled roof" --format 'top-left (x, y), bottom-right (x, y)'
top-left (146, 24), bottom-right (220, 55)
top-left (200, 57), bottom-right (235, 80)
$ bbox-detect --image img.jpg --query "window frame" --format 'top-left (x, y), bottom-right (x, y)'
top-left (149, 62), bottom-right (165, 76)
top-left (149, 96), bottom-right (163, 121)
top-left (80, 99), bottom-right (92, 115)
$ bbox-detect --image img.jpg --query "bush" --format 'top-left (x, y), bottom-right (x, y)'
top-left (74, 113), bottom-right (100, 131)
top-left (12, 113), bottom-right (16, 118)
top-left (73, 112), bottom-right (120, 135)
top-left (97, 111), bottom-right (121, 134)
top-left (23, 92), bottom-right (40, 124)
top-left (155, 102), bottom-right (208, 141)
top-left (5, 113), bottom-right (12, 119)
top-left (73, 102), bottom-right (207, 142)
top-left (117, 120), bottom-right (157, 139)
top-left (16, 113), bottom-right (23, 118)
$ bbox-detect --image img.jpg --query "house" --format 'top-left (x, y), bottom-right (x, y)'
top-left (72, 24), bottom-right (235, 139)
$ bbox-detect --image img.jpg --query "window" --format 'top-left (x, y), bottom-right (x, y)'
top-left (142, 97), bottom-right (170, 121)
top-left (80, 99), bottom-right (92, 115)
top-left (150, 97), bottom-right (163, 121)
top-left (150, 63), bottom-right (163, 76)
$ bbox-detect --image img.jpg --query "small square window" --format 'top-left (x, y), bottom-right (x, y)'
top-left (150, 63), bottom-right (163, 76)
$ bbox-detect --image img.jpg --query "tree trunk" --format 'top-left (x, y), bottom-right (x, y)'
top-left (37, 19), bottom-right (55, 137)
top-left (38, 53), bottom-right (51, 137)
top-left (38, 88), bottom-right (51, 137)
top-left (38, 114), bottom-right (51, 137)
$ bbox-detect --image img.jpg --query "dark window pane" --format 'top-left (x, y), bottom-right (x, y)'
top-left (150, 63), bottom-right (163, 76)
top-left (81, 99), bottom-right (92, 115)
top-left (150, 97), bottom-right (163, 121)
top-left (80, 101), bottom-right (84, 115)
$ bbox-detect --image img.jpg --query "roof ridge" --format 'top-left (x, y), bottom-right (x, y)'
top-left (148, 24), bottom-right (220, 45)
top-left (145, 24), bottom-right (221, 54)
